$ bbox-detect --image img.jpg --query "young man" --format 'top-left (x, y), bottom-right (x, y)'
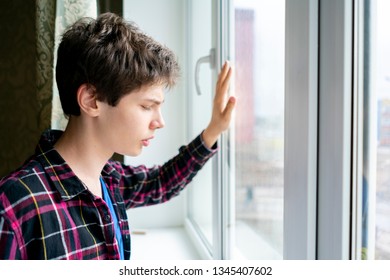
top-left (0, 13), bottom-right (235, 259)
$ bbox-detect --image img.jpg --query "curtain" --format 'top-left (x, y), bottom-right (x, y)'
top-left (36, 0), bottom-right (98, 131)
top-left (51, 0), bottom-right (98, 130)
top-left (36, 0), bottom-right (56, 131)
top-left (0, 0), bottom-right (97, 177)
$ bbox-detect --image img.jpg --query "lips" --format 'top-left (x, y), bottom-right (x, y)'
top-left (141, 136), bottom-right (154, 147)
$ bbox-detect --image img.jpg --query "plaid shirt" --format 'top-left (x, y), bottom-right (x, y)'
top-left (0, 130), bottom-right (217, 260)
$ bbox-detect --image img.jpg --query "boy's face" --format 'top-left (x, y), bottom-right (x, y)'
top-left (96, 84), bottom-right (165, 156)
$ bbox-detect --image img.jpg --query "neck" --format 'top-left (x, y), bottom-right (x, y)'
top-left (54, 116), bottom-right (112, 198)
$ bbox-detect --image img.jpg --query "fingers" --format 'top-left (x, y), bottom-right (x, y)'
top-left (204, 62), bottom-right (236, 143)
top-left (215, 61), bottom-right (233, 106)
top-left (218, 61), bottom-right (230, 82)
top-left (217, 61), bottom-right (232, 91)
top-left (223, 96), bottom-right (236, 119)
top-left (220, 67), bottom-right (232, 94)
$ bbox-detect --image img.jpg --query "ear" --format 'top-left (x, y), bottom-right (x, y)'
top-left (77, 84), bottom-right (100, 117)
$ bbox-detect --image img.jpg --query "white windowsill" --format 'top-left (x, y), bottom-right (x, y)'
top-left (130, 226), bottom-right (201, 260)
top-left (130, 222), bottom-right (282, 260)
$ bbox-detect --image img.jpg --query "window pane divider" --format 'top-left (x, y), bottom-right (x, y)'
top-left (284, 0), bottom-right (319, 260)
top-left (317, 0), bottom-right (354, 259)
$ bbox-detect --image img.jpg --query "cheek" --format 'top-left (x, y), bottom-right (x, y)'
top-left (103, 104), bottom-right (150, 138)
top-left (117, 110), bottom-right (148, 134)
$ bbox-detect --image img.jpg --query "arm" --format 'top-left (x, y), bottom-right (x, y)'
top-left (115, 133), bottom-right (217, 209)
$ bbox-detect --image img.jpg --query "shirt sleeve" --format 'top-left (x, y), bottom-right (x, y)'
top-left (114, 133), bottom-right (218, 209)
top-left (0, 215), bottom-right (21, 259)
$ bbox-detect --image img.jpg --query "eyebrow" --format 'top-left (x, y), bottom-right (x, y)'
top-left (143, 98), bottom-right (165, 105)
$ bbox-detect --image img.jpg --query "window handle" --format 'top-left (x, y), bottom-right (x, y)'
top-left (195, 48), bottom-right (216, 95)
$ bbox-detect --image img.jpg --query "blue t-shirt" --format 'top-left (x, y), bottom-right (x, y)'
top-left (100, 177), bottom-right (124, 260)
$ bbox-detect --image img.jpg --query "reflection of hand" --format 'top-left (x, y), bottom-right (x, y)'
top-left (202, 61), bottom-right (236, 148)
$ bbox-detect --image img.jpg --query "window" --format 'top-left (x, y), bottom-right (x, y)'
top-left (232, 0), bottom-right (285, 259)
top-left (187, 0), bottom-right (318, 260)
top-left (360, 0), bottom-right (390, 260)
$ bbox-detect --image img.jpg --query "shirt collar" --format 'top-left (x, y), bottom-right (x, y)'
top-left (35, 129), bottom-right (120, 200)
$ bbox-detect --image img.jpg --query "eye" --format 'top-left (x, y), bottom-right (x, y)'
top-left (141, 105), bottom-right (152, 111)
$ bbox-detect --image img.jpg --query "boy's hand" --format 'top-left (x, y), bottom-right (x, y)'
top-left (202, 61), bottom-right (236, 148)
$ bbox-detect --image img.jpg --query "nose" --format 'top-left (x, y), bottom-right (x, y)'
top-left (150, 111), bottom-right (165, 130)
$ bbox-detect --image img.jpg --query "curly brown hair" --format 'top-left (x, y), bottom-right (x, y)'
top-left (55, 12), bottom-right (180, 116)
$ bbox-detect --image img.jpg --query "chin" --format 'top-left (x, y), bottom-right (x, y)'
top-left (131, 151), bottom-right (142, 157)
top-left (122, 148), bottom-right (142, 157)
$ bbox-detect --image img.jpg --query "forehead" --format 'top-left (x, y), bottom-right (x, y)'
top-left (122, 84), bottom-right (165, 103)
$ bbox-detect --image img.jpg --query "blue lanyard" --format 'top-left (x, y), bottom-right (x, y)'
top-left (100, 177), bottom-right (124, 260)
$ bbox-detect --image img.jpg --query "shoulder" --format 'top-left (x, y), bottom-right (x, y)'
top-left (0, 157), bottom-right (47, 207)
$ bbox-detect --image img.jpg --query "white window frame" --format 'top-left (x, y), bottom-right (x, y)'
top-left (317, 0), bottom-right (354, 259)
top-left (351, 0), bottom-right (365, 260)
top-left (284, 0), bottom-right (319, 260)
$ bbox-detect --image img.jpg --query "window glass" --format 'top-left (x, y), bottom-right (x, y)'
top-left (362, 0), bottom-right (390, 260)
top-left (233, 0), bottom-right (285, 259)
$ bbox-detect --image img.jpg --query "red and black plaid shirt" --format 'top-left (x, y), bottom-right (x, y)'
top-left (0, 130), bottom-right (216, 259)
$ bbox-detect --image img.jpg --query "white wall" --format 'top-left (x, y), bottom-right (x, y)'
top-left (123, 0), bottom-right (188, 229)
